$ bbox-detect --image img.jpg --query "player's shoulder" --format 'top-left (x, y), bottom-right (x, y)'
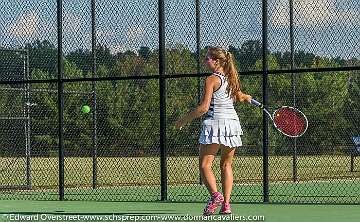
top-left (204, 74), bottom-right (221, 90)
top-left (206, 73), bottom-right (221, 82)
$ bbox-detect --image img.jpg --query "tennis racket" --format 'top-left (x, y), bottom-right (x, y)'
top-left (250, 99), bottom-right (308, 137)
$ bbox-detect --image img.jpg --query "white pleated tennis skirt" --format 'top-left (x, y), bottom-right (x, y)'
top-left (199, 118), bottom-right (243, 148)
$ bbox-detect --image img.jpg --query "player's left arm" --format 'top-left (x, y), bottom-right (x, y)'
top-left (175, 76), bottom-right (216, 129)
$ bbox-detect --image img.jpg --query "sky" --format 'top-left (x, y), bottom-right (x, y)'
top-left (0, 0), bottom-right (359, 59)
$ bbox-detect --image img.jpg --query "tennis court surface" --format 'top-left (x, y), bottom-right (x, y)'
top-left (1, 200), bottom-right (359, 222)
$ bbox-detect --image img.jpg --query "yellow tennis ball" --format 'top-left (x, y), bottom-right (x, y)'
top-left (81, 105), bottom-right (91, 113)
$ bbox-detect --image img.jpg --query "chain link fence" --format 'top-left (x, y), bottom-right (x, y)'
top-left (0, 0), bottom-right (359, 204)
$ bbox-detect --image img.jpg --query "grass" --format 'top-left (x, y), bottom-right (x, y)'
top-left (1, 155), bottom-right (360, 203)
top-left (1, 155), bottom-right (359, 187)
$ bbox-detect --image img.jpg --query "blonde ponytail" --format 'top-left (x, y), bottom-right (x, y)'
top-left (207, 47), bottom-right (241, 101)
top-left (224, 52), bottom-right (241, 101)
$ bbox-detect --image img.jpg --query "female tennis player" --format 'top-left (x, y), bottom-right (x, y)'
top-left (175, 47), bottom-right (252, 215)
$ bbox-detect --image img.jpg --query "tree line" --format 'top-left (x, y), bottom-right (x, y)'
top-left (0, 39), bottom-right (359, 157)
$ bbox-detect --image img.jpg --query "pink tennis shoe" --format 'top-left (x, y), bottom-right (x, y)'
top-left (219, 202), bottom-right (232, 214)
top-left (203, 192), bottom-right (224, 216)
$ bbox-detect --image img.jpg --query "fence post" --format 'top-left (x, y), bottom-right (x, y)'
top-left (289, 0), bottom-right (298, 182)
top-left (57, 0), bottom-right (65, 201)
top-left (195, 0), bottom-right (202, 186)
top-left (91, 0), bottom-right (98, 190)
top-left (262, 0), bottom-right (269, 203)
top-left (159, 0), bottom-right (167, 201)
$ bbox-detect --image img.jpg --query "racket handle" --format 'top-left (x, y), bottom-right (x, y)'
top-left (250, 99), bottom-right (263, 108)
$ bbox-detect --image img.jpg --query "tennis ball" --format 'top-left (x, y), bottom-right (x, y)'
top-left (81, 105), bottom-right (91, 113)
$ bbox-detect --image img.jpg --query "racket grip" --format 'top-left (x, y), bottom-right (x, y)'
top-left (250, 99), bottom-right (263, 108)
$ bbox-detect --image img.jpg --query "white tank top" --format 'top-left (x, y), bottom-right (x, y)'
top-left (204, 73), bottom-right (239, 120)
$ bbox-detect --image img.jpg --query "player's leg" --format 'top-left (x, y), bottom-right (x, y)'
top-left (199, 143), bottom-right (224, 215)
top-left (219, 145), bottom-right (235, 214)
top-left (199, 143), bottom-right (220, 194)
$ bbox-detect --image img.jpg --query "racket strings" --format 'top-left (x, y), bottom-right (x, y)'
top-left (273, 108), bottom-right (307, 137)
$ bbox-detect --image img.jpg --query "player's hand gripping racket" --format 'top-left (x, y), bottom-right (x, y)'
top-left (250, 99), bottom-right (308, 137)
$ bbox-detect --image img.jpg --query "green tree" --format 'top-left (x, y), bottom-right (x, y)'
top-left (166, 44), bottom-right (197, 75)
top-left (273, 51), bottom-right (316, 69)
top-left (238, 40), bottom-right (262, 71)
top-left (66, 49), bottom-right (92, 74)
top-left (30, 60), bottom-right (93, 156)
top-left (295, 58), bottom-right (349, 154)
top-left (138, 46), bottom-right (151, 61)
top-left (25, 39), bottom-right (57, 78)
top-left (346, 69), bottom-right (360, 140)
